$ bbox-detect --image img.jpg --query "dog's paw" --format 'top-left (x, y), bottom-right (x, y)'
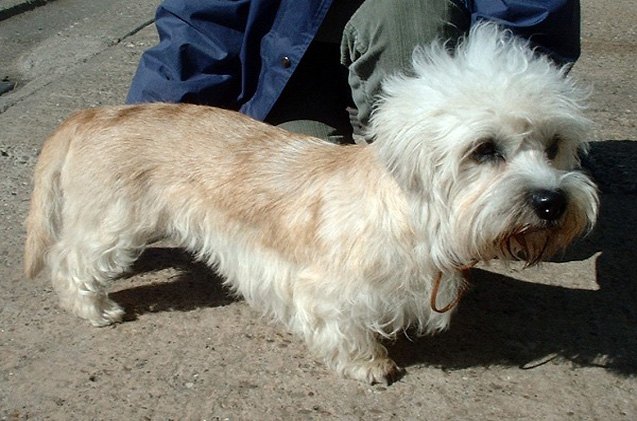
top-left (69, 297), bottom-right (125, 327)
top-left (89, 300), bottom-right (125, 327)
top-left (59, 289), bottom-right (125, 327)
top-left (346, 358), bottom-right (406, 385)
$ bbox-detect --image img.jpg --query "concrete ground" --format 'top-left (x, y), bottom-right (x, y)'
top-left (0, 0), bottom-right (635, 419)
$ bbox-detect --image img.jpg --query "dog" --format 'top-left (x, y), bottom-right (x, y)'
top-left (24, 23), bottom-right (598, 384)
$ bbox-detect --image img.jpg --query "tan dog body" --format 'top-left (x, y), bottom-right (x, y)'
top-left (25, 104), bottom-right (443, 383)
top-left (24, 25), bottom-right (599, 384)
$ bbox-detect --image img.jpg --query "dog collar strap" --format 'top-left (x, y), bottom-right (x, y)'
top-left (430, 268), bottom-right (472, 314)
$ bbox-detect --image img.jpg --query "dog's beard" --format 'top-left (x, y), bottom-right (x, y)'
top-left (495, 223), bottom-right (576, 266)
top-left (440, 165), bottom-right (599, 269)
top-left (448, 214), bottom-right (589, 269)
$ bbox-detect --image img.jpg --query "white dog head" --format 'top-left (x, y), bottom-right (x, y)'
top-left (370, 23), bottom-right (599, 270)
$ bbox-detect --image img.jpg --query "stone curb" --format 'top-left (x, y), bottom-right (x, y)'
top-left (0, 0), bottom-right (55, 21)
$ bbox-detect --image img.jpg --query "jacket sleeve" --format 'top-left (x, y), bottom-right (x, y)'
top-left (126, 0), bottom-right (252, 107)
top-left (465, 0), bottom-right (581, 65)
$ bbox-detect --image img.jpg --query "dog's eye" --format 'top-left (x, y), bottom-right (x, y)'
top-left (472, 140), bottom-right (504, 163)
top-left (545, 137), bottom-right (560, 160)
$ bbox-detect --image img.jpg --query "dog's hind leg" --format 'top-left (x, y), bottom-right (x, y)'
top-left (47, 232), bottom-right (141, 326)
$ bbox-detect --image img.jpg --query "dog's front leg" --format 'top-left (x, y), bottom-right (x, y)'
top-left (291, 271), bottom-right (405, 384)
top-left (301, 317), bottom-right (404, 385)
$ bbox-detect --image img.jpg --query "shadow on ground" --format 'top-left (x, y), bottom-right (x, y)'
top-left (110, 248), bottom-right (237, 320)
top-left (111, 140), bottom-right (636, 376)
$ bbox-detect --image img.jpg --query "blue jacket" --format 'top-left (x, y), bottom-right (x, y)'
top-left (126, 0), bottom-right (581, 121)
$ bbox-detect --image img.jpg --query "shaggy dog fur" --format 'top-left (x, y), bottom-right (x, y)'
top-left (24, 24), bottom-right (598, 384)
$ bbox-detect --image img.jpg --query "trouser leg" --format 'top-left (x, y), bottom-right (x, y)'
top-left (267, 0), bottom-right (469, 143)
top-left (341, 0), bottom-right (470, 143)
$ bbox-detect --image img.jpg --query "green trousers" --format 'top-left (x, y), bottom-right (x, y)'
top-left (265, 0), bottom-right (469, 143)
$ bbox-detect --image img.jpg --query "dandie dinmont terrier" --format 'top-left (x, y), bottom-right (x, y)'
top-left (25, 24), bottom-right (598, 384)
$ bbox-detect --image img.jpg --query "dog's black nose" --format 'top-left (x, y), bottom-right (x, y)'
top-left (530, 189), bottom-right (567, 221)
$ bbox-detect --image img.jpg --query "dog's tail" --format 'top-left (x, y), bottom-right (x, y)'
top-left (24, 116), bottom-right (77, 279)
